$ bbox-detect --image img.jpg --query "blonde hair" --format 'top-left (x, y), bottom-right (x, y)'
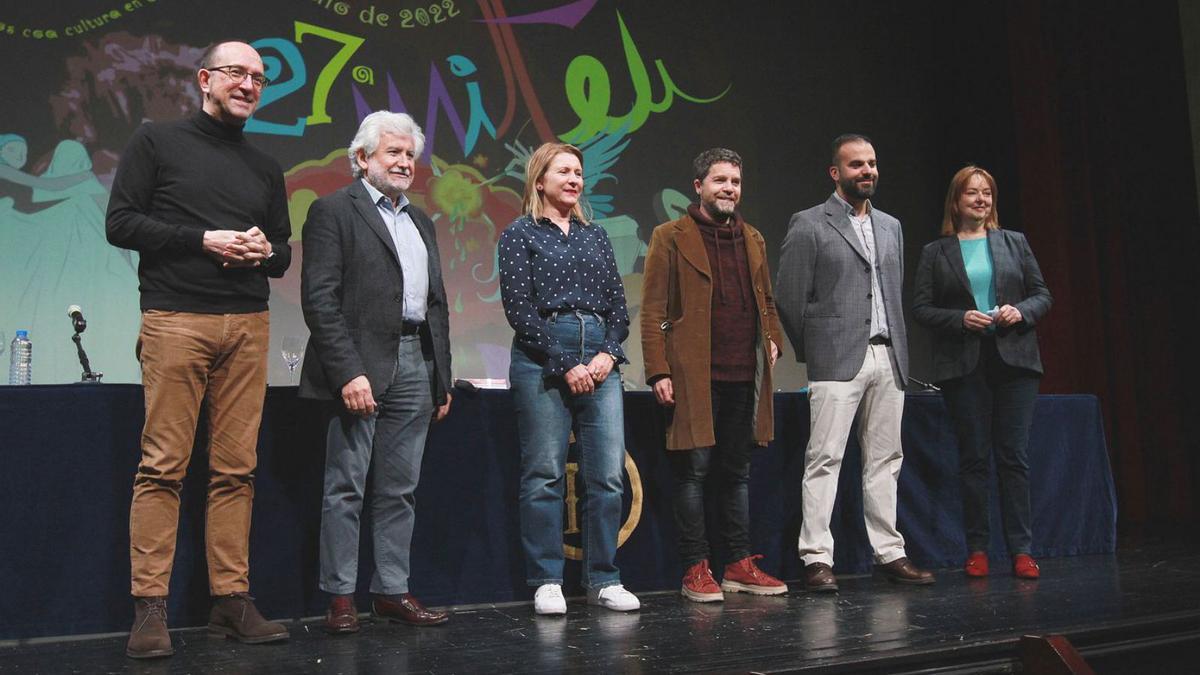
top-left (522, 142), bottom-right (590, 223)
top-left (941, 165), bottom-right (1001, 236)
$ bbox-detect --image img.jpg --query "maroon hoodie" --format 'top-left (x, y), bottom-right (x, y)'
top-left (689, 204), bottom-right (756, 382)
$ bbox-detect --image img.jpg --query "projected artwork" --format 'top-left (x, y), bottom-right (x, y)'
top-left (0, 0), bottom-right (728, 385)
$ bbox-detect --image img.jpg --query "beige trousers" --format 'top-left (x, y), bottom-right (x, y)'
top-left (798, 343), bottom-right (907, 567)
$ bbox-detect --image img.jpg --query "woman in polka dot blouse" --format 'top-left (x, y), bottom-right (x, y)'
top-left (498, 142), bottom-right (640, 615)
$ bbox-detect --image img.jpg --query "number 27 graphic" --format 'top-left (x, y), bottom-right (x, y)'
top-left (246, 22), bottom-right (364, 137)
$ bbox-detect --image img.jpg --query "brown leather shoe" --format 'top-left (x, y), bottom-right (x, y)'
top-left (208, 593), bottom-right (290, 643)
top-left (126, 596), bottom-right (174, 659)
top-left (372, 594), bottom-right (450, 626)
top-left (804, 563), bottom-right (839, 592)
top-left (324, 595), bottom-right (360, 634)
top-left (877, 557), bottom-right (935, 585)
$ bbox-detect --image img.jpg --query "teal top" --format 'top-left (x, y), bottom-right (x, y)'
top-left (959, 237), bottom-right (996, 313)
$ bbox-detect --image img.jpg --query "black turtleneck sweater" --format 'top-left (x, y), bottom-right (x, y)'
top-left (106, 111), bottom-right (292, 313)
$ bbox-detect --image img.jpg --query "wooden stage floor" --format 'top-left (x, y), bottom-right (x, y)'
top-left (3, 542), bottom-right (1199, 674)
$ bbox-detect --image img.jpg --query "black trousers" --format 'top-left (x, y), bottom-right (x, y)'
top-left (940, 337), bottom-right (1041, 555)
top-left (668, 380), bottom-right (755, 568)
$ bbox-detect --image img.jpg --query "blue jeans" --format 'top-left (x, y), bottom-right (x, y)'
top-left (940, 337), bottom-right (1040, 555)
top-left (510, 311), bottom-right (625, 590)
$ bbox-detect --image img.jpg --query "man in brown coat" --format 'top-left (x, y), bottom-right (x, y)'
top-left (641, 148), bottom-right (787, 602)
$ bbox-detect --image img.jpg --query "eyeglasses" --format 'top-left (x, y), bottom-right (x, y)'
top-left (206, 65), bottom-right (270, 89)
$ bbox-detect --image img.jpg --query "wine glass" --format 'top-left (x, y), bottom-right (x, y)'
top-left (280, 336), bottom-right (305, 383)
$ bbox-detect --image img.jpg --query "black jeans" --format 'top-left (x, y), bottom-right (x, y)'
top-left (940, 337), bottom-right (1041, 555)
top-left (669, 380), bottom-right (755, 567)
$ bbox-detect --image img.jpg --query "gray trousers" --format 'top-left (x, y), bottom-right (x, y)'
top-left (319, 335), bottom-right (434, 596)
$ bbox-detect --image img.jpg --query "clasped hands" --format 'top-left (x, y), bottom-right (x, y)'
top-left (963, 305), bottom-right (1023, 332)
top-left (203, 227), bottom-right (272, 268)
top-left (563, 352), bottom-right (615, 396)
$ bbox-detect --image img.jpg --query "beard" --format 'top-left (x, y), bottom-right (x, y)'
top-left (838, 174), bottom-right (877, 201)
top-left (366, 166), bottom-right (412, 199)
top-left (702, 195), bottom-right (738, 221)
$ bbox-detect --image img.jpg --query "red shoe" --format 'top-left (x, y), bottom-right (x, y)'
top-left (964, 551), bottom-right (989, 578)
top-left (1013, 554), bottom-right (1040, 579)
top-left (681, 560), bottom-right (724, 602)
top-left (721, 555), bottom-right (788, 595)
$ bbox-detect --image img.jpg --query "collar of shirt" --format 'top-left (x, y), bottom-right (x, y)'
top-left (831, 193), bottom-right (888, 338)
top-left (361, 178), bottom-right (410, 212)
top-left (533, 213), bottom-right (585, 232)
top-left (832, 191), bottom-right (872, 221)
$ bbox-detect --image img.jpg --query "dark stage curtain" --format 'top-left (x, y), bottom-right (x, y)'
top-left (1002, 0), bottom-right (1200, 526)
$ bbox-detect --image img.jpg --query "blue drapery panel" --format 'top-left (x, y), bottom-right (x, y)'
top-left (0, 387), bottom-right (1114, 639)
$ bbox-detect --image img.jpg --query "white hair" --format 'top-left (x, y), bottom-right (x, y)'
top-left (348, 111), bottom-right (426, 177)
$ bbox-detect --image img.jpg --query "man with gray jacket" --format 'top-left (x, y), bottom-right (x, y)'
top-left (776, 134), bottom-right (933, 592)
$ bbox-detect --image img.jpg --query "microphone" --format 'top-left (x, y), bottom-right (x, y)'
top-left (907, 376), bottom-right (941, 392)
top-left (67, 305), bottom-right (87, 333)
top-left (67, 304), bottom-right (102, 382)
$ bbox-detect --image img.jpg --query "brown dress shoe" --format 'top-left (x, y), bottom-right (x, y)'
top-left (126, 596), bottom-right (174, 659)
top-left (804, 562), bottom-right (839, 592)
top-left (877, 557), bottom-right (936, 585)
top-left (208, 593), bottom-right (290, 643)
top-left (324, 595), bottom-right (360, 634)
top-left (371, 593), bottom-right (450, 626)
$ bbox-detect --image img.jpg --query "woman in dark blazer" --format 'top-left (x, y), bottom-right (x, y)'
top-left (912, 166), bottom-right (1052, 579)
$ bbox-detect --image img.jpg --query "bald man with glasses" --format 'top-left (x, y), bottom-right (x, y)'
top-left (107, 40), bottom-right (293, 659)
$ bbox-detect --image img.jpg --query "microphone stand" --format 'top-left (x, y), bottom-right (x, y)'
top-left (71, 318), bottom-right (103, 383)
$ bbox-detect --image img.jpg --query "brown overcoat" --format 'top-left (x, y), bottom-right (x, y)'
top-left (640, 213), bottom-right (784, 450)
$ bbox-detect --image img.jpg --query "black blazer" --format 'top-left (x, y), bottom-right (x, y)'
top-left (912, 229), bottom-right (1051, 382)
top-left (298, 179), bottom-right (452, 404)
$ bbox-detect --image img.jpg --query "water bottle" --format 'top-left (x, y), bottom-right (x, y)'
top-left (8, 330), bottom-right (32, 385)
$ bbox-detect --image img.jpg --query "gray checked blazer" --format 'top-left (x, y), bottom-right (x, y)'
top-left (776, 193), bottom-right (909, 385)
top-left (911, 229), bottom-right (1051, 382)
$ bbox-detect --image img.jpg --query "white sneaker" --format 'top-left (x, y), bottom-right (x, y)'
top-left (587, 584), bottom-right (640, 612)
top-left (533, 584), bottom-right (567, 615)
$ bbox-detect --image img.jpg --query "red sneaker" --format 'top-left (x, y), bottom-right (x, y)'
top-left (721, 555), bottom-right (788, 596)
top-left (965, 551), bottom-right (989, 578)
top-left (681, 560), bottom-right (724, 602)
top-left (1013, 554), bottom-right (1040, 579)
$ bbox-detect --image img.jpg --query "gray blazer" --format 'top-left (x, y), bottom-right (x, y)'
top-left (912, 229), bottom-right (1051, 382)
top-left (298, 179), bottom-right (452, 404)
top-left (776, 193), bottom-right (909, 384)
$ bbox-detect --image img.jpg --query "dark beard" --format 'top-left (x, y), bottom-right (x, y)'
top-left (839, 175), bottom-right (877, 201)
top-left (702, 197), bottom-right (736, 222)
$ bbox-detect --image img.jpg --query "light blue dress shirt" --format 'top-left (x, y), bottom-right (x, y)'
top-left (361, 178), bottom-right (428, 323)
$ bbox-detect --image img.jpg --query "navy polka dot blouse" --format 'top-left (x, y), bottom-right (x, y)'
top-left (498, 214), bottom-right (630, 377)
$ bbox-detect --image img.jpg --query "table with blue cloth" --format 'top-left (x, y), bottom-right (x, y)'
top-left (0, 387), bottom-right (1115, 639)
